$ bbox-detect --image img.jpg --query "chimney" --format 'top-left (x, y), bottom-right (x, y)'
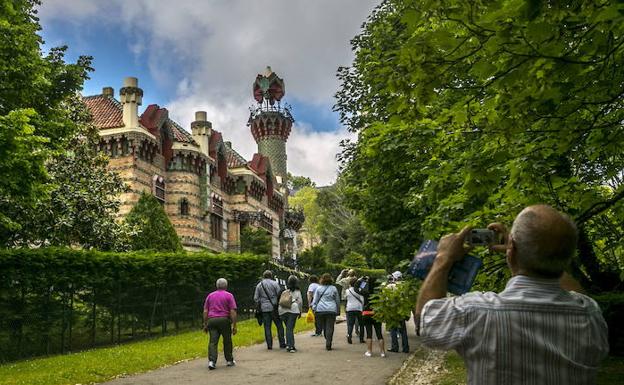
top-left (102, 87), bottom-right (114, 97)
top-left (119, 77), bottom-right (143, 129)
top-left (191, 110), bottom-right (212, 156)
top-left (225, 141), bottom-right (232, 148)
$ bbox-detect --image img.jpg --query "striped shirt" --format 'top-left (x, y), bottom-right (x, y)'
top-left (420, 275), bottom-right (609, 385)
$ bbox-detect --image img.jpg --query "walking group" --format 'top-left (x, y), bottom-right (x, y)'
top-left (201, 268), bottom-right (410, 370)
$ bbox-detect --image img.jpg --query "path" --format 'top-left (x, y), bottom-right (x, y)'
top-left (105, 319), bottom-right (419, 385)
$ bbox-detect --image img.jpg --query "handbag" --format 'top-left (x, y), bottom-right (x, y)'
top-left (254, 302), bottom-right (263, 325)
top-left (279, 289), bottom-right (293, 308)
top-left (305, 308), bottom-right (315, 324)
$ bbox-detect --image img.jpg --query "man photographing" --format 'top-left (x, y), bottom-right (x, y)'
top-left (415, 204), bottom-right (608, 385)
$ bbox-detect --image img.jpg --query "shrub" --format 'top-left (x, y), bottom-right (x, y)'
top-left (125, 192), bottom-right (182, 251)
top-left (594, 292), bottom-right (624, 356)
top-left (341, 251), bottom-right (368, 269)
top-left (240, 225), bottom-right (272, 256)
top-left (370, 278), bottom-right (420, 329)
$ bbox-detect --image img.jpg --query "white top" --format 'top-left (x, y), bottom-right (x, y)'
top-left (420, 275), bottom-right (609, 385)
top-left (307, 282), bottom-right (320, 294)
top-left (345, 287), bottom-right (364, 312)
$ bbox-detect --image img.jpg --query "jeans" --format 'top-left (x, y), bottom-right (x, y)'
top-left (207, 317), bottom-right (233, 363)
top-left (281, 312), bottom-right (298, 349)
top-left (346, 311), bottom-right (364, 342)
top-left (390, 319), bottom-right (409, 352)
top-left (314, 310), bottom-right (322, 335)
top-left (261, 311), bottom-right (285, 349)
top-left (316, 312), bottom-right (336, 348)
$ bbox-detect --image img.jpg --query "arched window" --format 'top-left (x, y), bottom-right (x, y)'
top-left (153, 175), bottom-right (165, 204)
top-left (180, 198), bottom-right (189, 216)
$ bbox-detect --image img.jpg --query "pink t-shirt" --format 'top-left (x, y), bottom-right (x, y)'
top-left (204, 290), bottom-right (237, 318)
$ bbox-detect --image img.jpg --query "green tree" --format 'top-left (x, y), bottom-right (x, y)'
top-left (287, 173), bottom-right (316, 190)
top-left (341, 251), bottom-right (369, 269)
top-left (336, 0), bottom-right (624, 290)
top-left (0, 0), bottom-right (92, 243)
top-left (297, 244), bottom-right (328, 270)
top-left (125, 193), bottom-right (182, 251)
top-left (240, 225), bottom-right (272, 256)
top-left (11, 98), bottom-right (129, 250)
top-left (288, 186), bottom-right (322, 248)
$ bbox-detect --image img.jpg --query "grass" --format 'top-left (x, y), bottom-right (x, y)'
top-left (0, 318), bottom-right (314, 385)
top-left (436, 351), bottom-right (624, 385)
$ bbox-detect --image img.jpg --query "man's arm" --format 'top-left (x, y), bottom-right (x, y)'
top-left (229, 309), bottom-right (237, 335)
top-left (203, 309), bottom-right (208, 332)
top-left (414, 227), bottom-right (471, 331)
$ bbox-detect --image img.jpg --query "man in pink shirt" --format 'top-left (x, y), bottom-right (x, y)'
top-left (203, 278), bottom-right (237, 370)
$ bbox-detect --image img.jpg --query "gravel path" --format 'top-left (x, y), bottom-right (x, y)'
top-left (103, 319), bottom-right (419, 385)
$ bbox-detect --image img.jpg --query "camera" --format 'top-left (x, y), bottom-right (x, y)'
top-left (465, 229), bottom-right (501, 247)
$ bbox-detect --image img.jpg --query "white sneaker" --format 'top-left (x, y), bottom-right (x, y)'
top-left (208, 361), bottom-right (216, 370)
top-left (226, 360), bottom-right (236, 367)
top-left (364, 351), bottom-right (372, 357)
top-left (380, 352), bottom-right (386, 358)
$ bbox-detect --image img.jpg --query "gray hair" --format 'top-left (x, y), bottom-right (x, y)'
top-left (510, 206), bottom-right (578, 278)
top-left (216, 278), bottom-right (228, 289)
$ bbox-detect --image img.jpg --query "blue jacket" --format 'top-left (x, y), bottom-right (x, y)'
top-left (311, 284), bottom-right (340, 314)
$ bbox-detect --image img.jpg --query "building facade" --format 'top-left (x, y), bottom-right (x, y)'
top-left (84, 69), bottom-right (303, 259)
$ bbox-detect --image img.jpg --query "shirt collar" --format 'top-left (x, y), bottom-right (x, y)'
top-left (505, 274), bottom-right (561, 290)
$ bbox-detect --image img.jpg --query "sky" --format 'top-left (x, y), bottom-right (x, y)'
top-left (37, 0), bottom-right (380, 186)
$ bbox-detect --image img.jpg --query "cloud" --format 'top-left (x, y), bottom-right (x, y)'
top-left (38, 0), bottom-right (377, 185)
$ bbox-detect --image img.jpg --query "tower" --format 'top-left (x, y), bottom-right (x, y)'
top-left (248, 67), bottom-right (294, 188)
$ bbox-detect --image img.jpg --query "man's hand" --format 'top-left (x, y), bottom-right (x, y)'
top-left (232, 325), bottom-right (237, 336)
top-left (436, 226), bottom-right (473, 265)
top-left (487, 223), bottom-right (509, 253)
top-left (202, 324), bottom-right (208, 333)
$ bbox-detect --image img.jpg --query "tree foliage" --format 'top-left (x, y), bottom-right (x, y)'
top-left (287, 172), bottom-right (316, 191)
top-left (125, 193), bottom-right (182, 252)
top-left (240, 225), bottom-right (272, 256)
top-left (0, 0), bottom-right (92, 242)
top-left (336, 0), bottom-right (624, 290)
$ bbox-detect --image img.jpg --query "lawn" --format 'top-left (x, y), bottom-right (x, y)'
top-left (437, 351), bottom-right (624, 385)
top-left (0, 318), bottom-right (314, 385)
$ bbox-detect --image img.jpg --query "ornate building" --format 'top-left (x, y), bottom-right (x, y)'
top-left (83, 68), bottom-right (303, 259)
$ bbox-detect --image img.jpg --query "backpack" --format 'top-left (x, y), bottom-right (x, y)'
top-left (279, 289), bottom-right (293, 308)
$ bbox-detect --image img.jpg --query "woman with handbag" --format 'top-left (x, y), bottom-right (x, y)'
top-left (345, 277), bottom-right (365, 344)
top-left (311, 273), bottom-right (341, 351)
top-left (278, 275), bottom-right (303, 352)
top-left (253, 270), bottom-right (286, 350)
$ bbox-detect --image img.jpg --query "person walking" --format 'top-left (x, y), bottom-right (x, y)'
top-left (386, 271), bottom-right (409, 353)
top-left (203, 278), bottom-right (237, 370)
top-left (307, 275), bottom-right (322, 337)
top-left (254, 270), bottom-right (286, 350)
top-left (311, 273), bottom-right (340, 350)
top-left (279, 275), bottom-right (303, 352)
top-left (345, 277), bottom-right (365, 344)
top-left (357, 276), bottom-right (386, 357)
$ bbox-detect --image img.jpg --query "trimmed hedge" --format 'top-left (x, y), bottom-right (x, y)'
top-left (0, 248), bottom-right (268, 362)
top-left (594, 292), bottom-right (624, 356)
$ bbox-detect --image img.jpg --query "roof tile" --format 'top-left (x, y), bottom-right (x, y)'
top-left (83, 95), bottom-right (124, 129)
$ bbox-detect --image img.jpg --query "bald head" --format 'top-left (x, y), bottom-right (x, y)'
top-left (510, 205), bottom-right (578, 278)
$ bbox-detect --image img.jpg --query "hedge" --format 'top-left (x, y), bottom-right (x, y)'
top-left (0, 248), bottom-right (268, 362)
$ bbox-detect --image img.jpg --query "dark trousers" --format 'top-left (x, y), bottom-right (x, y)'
top-left (314, 310), bottom-right (322, 335)
top-left (363, 315), bottom-right (383, 340)
top-left (346, 311), bottom-right (364, 342)
top-left (281, 312), bottom-right (298, 349)
top-left (207, 317), bottom-right (233, 363)
top-left (261, 311), bottom-right (285, 348)
top-left (316, 312), bottom-right (336, 348)
top-left (390, 319), bottom-right (409, 352)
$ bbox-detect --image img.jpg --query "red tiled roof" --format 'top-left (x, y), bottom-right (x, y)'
top-left (225, 145), bottom-right (247, 168)
top-left (83, 95), bottom-right (124, 129)
top-left (249, 153), bottom-right (269, 176)
top-left (168, 119), bottom-right (195, 144)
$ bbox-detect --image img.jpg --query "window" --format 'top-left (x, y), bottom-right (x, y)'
top-left (211, 214), bottom-right (222, 241)
top-left (180, 198), bottom-right (189, 216)
top-left (153, 175), bottom-right (165, 204)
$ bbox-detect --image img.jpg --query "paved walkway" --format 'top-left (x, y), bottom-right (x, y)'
top-left (105, 319), bottom-right (419, 385)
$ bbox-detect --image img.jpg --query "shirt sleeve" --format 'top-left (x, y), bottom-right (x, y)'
top-left (228, 293), bottom-right (237, 310)
top-left (419, 296), bottom-right (467, 350)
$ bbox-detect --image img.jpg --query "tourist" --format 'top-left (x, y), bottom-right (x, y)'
top-left (307, 275), bottom-right (322, 337)
top-left (386, 271), bottom-right (409, 353)
top-left (254, 270), bottom-right (285, 350)
top-left (358, 276), bottom-right (385, 357)
top-left (416, 205), bottom-right (609, 385)
top-left (311, 273), bottom-right (341, 350)
top-left (203, 278), bottom-right (237, 370)
top-left (345, 276), bottom-right (365, 344)
top-left (279, 275), bottom-right (303, 352)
